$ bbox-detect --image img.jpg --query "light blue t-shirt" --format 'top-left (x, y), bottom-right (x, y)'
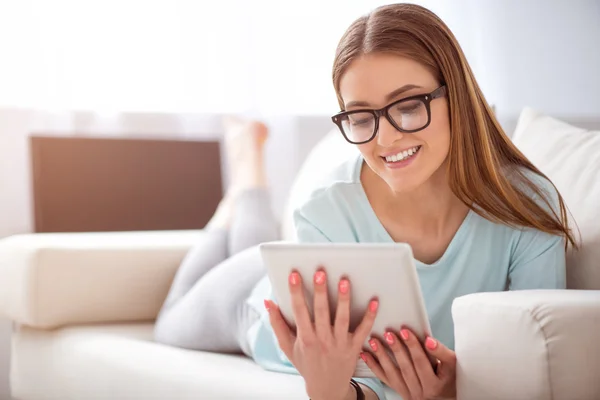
top-left (245, 153), bottom-right (566, 400)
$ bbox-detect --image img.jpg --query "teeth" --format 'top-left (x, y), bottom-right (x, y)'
top-left (385, 146), bottom-right (420, 163)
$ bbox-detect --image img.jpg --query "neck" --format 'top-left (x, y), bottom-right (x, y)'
top-left (368, 164), bottom-right (464, 234)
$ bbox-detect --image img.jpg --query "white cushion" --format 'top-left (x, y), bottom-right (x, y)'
top-left (0, 230), bottom-right (199, 328)
top-left (11, 324), bottom-right (308, 400)
top-left (281, 128), bottom-right (359, 241)
top-left (453, 289), bottom-right (600, 400)
top-left (11, 323), bottom-right (400, 399)
top-left (512, 108), bottom-right (600, 289)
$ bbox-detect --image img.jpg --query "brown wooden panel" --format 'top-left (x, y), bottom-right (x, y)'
top-left (30, 135), bottom-right (222, 233)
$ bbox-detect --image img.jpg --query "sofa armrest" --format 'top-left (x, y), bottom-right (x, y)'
top-left (452, 290), bottom-right (600, 400)
top-left (0, 230), bottom-right (201, 329)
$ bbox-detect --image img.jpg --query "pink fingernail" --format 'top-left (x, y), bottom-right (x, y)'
top-left (289, 272), bottom-right (299, 286)
top-left (425, 337), bottom-right (438, 350)
top-left (263, 300), bottom-right (271, 312)
top-left (314, 271), bottom-right (326, 285)
top-left (339, 279), bottom-right (349, 294)
top-left (384, 332), bottom-right (395, 345)
top-left (369, 339), bottom-right (378, 351)
top-left (369, 300), bottom-right (379, 312)
top-left (400, 329), bottom-right (409, 340)
top-left (360, 352), bottom-right (368, 363)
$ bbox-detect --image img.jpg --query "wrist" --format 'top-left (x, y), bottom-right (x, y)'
top-left (343, 382), bottom-right (357, 400)
top-left (309, 382), bottom-right (356, 400)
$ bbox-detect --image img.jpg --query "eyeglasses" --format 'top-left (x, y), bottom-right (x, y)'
top-left (331, 85), bottom-right (447, 145)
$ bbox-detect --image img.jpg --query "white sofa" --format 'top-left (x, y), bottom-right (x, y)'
top-left (1, 109), bottom-right (599, 400)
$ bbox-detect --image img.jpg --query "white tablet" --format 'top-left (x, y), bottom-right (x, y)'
top-left (259, 241), bottom-right (432, 378)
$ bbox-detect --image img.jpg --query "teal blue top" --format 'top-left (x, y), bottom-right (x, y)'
top-left (245, 153), bottom-right (566, 400)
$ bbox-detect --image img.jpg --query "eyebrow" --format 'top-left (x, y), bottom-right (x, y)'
top-left (345, 84), bottom-right (423, 109)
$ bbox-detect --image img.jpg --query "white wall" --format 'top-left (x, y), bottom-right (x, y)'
top-left (466, 0), bottom-right (600, 122)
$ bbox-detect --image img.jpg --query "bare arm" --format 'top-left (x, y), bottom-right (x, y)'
top-left (340, 383), bottom-right (379, 400)
top-left (361, 384), bottom-right (380, 400)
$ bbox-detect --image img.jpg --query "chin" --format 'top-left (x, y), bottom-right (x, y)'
top-left (363, 148), bottom-right (446, 193)
top-left (383, 174), bottom-right (425, 193)
top-left (373, 157), bottom-right (436, 193)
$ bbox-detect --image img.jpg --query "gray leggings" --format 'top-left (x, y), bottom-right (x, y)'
top-left (153, 188), bottom-right (278, 356)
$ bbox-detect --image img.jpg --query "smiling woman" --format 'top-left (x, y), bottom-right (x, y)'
top-left (276, 3), bottom-right (576, 400)
top-left (152, 4), bottom-right (577, 400)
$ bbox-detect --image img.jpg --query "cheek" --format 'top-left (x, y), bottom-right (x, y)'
top-left (425, 128), bottom-right (450, 154)
top-left (357, 142), bottom-right (377, 162)
top-left (425, 114), bottom-right (451, 157)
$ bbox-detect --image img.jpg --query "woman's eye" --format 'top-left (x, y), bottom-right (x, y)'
top-left (394, 101), bottom-right (422, 114)
top-left (397, 105), bottom-right (420, 114)
top-left (351, 119), bottom-right (370, 126)
top-left (348, 115), bottom-right (373, 126)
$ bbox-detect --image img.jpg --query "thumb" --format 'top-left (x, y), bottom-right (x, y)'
top-left (265, 300), bottom-right (295, 357)
top-left (424, 336), bottom-right (457, 376)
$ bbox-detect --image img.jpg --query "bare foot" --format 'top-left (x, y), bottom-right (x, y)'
top-left (223, 116), bottom-right (269, 192)
top-left (206, 117), bottom-right (269, 230)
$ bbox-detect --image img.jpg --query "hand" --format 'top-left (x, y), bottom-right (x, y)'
top-left (361, 328), bottom-right (456, 400)
top-left (264, 269), bottom-right (379, 400)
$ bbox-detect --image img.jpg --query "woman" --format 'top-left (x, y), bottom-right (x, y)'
top-left (155, 4), bottom-right (575, 400)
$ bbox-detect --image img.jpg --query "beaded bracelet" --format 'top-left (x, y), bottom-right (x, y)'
top-left (309, 379), bottom-right (364, 400)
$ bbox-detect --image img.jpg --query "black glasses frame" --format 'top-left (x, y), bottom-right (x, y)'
top-left (331, 85), bottom-right (447, 144)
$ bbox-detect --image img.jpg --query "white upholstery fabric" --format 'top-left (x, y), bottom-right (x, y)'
top-left (512, 108), bottom-right (600, 289)
top-left (11, 323), bottom-right (309, 400)
top-left (454, 108), bottom-right (600, 400)
top-left (281, 128), bottom-right (359, 241)
top-left (453, 290), bottom-right (600, 400)
top-left (0, 230), bottom-right (198, 329)
top-left (11, 323), bottom-right (400, 400)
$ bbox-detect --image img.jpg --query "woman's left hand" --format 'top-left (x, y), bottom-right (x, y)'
top-left (361, 328), bottom-right (456, 400)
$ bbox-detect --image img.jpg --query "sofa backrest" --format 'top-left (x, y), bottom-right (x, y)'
top-left (512, 108), bottom-right (600, 290)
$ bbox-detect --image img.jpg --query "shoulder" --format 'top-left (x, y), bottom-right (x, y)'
top-left (297, 153), bottom-right (363, 210)
top-left (508, 166), bottom-right (561, 214)
top-left (505, 167), bottom-right (566, 264)
top-left (293, 154), bottom-right (365, 242)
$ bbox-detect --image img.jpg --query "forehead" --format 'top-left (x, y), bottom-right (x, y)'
top-left (339, 53), bottom-right (436, 107)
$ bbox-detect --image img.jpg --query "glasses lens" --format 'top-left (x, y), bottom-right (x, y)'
top-left (340, 112), bottom-right (375, 143)
top-left (388, 99), bottom-right (428, 131)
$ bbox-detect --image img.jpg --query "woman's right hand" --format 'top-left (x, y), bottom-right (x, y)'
top-left (264, 269), bottom-right (379, 400)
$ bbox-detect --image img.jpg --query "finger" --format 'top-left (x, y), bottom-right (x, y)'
top-left (288, 271), bottom-right (315, 339)
top-left (400, 328), bottom-right (438, 388)
top-left (367, 338), bottom-right (409, 397)
top-left (424, 336), bottom-right (457, 380)
top-left (351, 298), bottom-right (378, 350)
top-left (360, 352), bottom-right (389, 385)
top-left (312, 269), bottom-right (332, 341)
top-left (383, 331), bottom-right (422, 399)
top-left (333, 277), bottom-right (351, 341)
top-left (265, 300), bottom-right (295, 357)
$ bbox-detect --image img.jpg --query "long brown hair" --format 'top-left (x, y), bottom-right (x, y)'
top-left (332, 3), bottom-right (576, 248)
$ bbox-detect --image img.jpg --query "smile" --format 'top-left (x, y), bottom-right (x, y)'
top-left (382, 145), bottom-right (422, 163)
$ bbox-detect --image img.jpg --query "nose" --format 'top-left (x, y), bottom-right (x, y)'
top-left (376, 116), bottom-right (404, 147)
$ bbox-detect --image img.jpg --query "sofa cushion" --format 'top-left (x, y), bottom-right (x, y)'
top-left (281, 128), bottom-right (359, 241)
top-left (12, 323), bottom-right (309, 399)
top-left (12, 323), bottom-right (399, 400)
top-left (0, 230), bottom-right (199, 329)
top-left (512, 107), bottom-right (600, 289)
